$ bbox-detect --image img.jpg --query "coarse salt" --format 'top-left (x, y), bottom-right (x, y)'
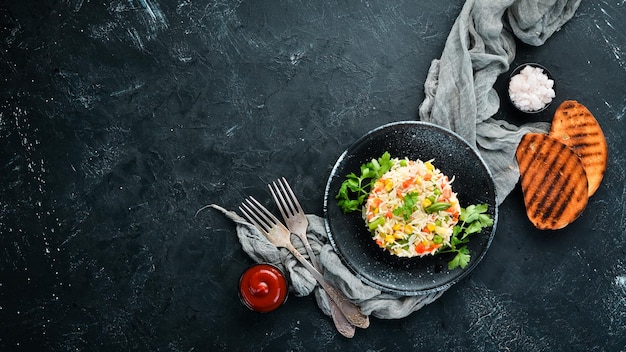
top-left (508, 66), bottom-right (555, 112)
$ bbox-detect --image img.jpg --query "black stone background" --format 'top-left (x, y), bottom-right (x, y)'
top-left (1, 1), bottom-right (625, 351)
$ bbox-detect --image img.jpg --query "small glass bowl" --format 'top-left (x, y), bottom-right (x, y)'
top-left (238, 263), bottom-right (289, 313)
top-left (508, 63), bottom-right (556, 114)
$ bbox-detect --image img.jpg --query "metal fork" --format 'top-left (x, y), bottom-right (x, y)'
top-left (239, 196), bottom-right (369, 329)
top-left (268, 178), bottom-right (320, 270)
top-left (269, 177), bottom-right (358, 337)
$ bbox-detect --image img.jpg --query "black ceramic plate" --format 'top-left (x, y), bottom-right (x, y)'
top-left (323, 121), bottom-right (498, 296)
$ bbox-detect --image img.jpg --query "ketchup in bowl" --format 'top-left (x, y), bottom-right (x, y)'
top-left (238, 263), bottom-right (288, 313)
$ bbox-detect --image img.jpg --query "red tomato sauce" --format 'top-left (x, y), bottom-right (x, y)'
top-left (238, 264), bottom-right (288, 312)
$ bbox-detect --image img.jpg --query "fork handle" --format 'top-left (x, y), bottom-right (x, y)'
top-left (293, 233), bottom-right (357, 337)
top-left (285, 243), bottom-right (370, 329)
top-left (296, 233), bottom-right (321, 271)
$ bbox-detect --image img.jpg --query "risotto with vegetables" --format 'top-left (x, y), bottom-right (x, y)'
top-left (363, 158), bottom-right (460, 257)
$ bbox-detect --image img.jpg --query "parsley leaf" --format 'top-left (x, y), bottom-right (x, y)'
top-left (448, 246), bottom-right (470, 270)
top-left (336, 151), bottom-right (394, 213)
top-left (392, 192), bottom-right (419, 220)
top-left (438, 203), bottom-right (493, 270)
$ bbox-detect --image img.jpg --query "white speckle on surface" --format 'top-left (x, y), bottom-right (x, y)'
top-left (127, 27), bottom-right (145, 50)
top-left (88, 0), bottom-right (169, 50)
top-left (290, 51), bottom-right (306, 65)
top-left (225, 125), bottom-right (240, 138)
top-left (459, 280), bottom-right (551, 352)
top-left (616, 275), bottom-right (626, 292)
top-left (617, 104), bottom-right (626, 121)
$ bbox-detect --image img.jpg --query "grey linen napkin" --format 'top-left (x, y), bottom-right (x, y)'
top-left (214, 0), bottom-right (581, 321)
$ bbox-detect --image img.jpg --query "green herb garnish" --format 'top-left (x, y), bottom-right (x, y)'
top-left (335, 151), bottom-right (394, 213)
top-left (392, 192), bottom-right (419, 220)
top-left (438, 204), bottom-right (494, 270)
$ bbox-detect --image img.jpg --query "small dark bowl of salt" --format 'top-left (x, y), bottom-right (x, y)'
top-left (508, 63), bottom-right (556, 114)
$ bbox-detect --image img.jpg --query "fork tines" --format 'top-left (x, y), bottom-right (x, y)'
top-left (239, 196), bottom-right (280, 234)
top-left (269, 177), bottom-right (300, 217)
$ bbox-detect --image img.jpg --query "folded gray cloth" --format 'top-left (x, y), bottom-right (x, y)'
top-left (214, 0), bottom-right (581, 322)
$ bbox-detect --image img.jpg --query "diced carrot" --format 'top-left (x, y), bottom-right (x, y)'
top-left (402, 177), bottom-right (414, 189)
top-left (423, 173), bottom-right (432, 181)
top-left (385, 209), bottom-right (393, 219)
top-left (376, 238), bottom-right (384, 248)
top-left (415, 242), bottom-right (427, 254)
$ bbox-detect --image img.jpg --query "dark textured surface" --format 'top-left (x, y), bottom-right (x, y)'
top-left (324, 121), bottom-right (497, 295)
top-left (1, 1), bottom-right (625, 351)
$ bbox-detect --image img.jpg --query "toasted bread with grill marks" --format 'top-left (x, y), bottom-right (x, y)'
top-left (516, 133), bottom-right (588, 230)
top-left (549, 100), bottom-right (607, 196)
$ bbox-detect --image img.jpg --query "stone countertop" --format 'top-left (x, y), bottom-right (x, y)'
top-left (1, 1), bottom-right (625, 351)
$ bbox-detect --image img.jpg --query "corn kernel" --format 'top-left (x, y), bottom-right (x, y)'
top-left (425, 161), bottom-right (434, 171)
top-left (404, 224), bottom-right (413, 234)
top-left (384, 179), bottom-right (394, 192)
top-left (427, 223), bottom-right (436, 232)
top-left (422, 198), bottom-right (432, 208)
top-left (393, 224), bottom-right (402, 231)
top-left (385, 234), bottom-right (395, 243)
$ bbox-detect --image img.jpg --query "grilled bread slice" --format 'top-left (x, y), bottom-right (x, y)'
top-left (549, 100), bottom-right (607, 196)
top-left (516, 133), bottom-right (588, 230)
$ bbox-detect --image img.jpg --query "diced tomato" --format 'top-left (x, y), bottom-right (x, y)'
top-left (415, 242), bottom-right (427, 254)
